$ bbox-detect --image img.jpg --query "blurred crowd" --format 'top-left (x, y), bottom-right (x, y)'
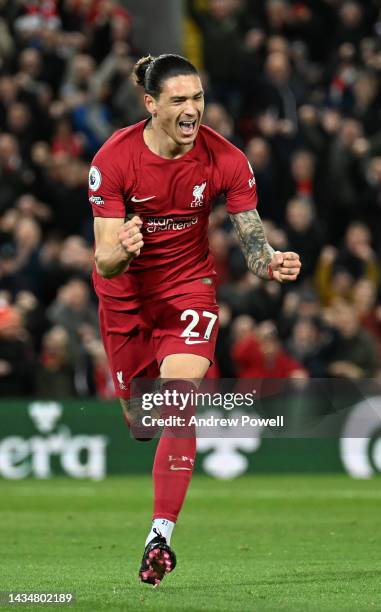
top-left (0, 0), bottom-right (380, 398)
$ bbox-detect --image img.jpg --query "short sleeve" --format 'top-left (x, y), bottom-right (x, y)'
top-left (88, 148), bottom-right (126, 218)
top-left (224, 149), bottom-right (258, 214)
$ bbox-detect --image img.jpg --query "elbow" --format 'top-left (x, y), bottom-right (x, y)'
top-left (94, 253), bottom-right (114, 279)
top-left (95, 266), bottom-right (110, 279)
top-left (94, 252), bottom-right (127, 279)
top-left (97, 268), bottom-right (114, 279)
top-left (96, 265), bottom-right (115, 280)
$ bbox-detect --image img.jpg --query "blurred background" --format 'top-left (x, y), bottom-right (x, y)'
top-left (1, 10), bottom-right (381, 603)
top-left (0, 0), bottom-right (381, 401)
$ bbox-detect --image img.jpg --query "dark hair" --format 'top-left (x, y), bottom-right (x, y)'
top-left (133, 54), bottom-right (198, 98)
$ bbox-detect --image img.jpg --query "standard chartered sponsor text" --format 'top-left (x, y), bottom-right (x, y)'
top-left (146, 216), bottom-right (198, 233)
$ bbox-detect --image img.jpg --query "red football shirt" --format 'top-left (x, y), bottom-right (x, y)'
top-left (89, 120), bottom-right (258, 305)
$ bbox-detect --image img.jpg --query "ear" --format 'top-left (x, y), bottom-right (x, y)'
top-left (144, 94), bottom-right (157, 117)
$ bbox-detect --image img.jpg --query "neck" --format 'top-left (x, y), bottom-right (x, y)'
top-left (144, 118), bottom-right (194, 159)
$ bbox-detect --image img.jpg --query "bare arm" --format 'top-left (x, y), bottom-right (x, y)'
top-left (94, 216), bottom-right (143, 278)
top-left (230, 209), bottom-right (301, 282)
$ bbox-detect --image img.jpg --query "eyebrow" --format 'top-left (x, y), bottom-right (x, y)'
top-left (169, 91), bottom-right (204, 101)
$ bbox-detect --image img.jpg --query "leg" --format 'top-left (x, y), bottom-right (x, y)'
top-left (144, 358), bottom-right (205, 523)
top-left (152, 353), bottom-right (209, 519)
top-left (120, 397), bottom-right (159, 442)
top-left (160, 353), bottom-right (210, 380)
top-left (121, 398), bottom-right (139, 425)
top-left (140, 292), bottom-right (219, 585)
top-left (140, 356), bottom-right (208, 586)
top-left (98, 301), bottom-right (160, 439)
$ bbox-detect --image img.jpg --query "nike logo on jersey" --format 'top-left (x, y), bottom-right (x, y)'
top-left (131, 195), bottom-right (156, 202)
top-left (184, 338), bottom-right (208, 345)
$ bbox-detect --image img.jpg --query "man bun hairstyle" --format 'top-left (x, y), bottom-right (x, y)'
top-left (133, 55), bottom-right (155, 89)
top-left (133, 54), bottom-right (199, 98)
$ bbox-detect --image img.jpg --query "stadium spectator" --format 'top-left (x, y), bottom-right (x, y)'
top-left (88, 2), bottom-right (133, 64)
top-left (0, 304), bottom-right (35, 396)
top-left (285, 198), bottom-right (324, 280)
top-left (38, 28), bottom-right (67, 96)
top-left (92, 41), bottom-right (145, 128)
top-left (327, 301), bottom-right (380, 379)
top-left (79, 323), bottom-right (115, 398)
top-left (0, 0), bottom-right (379, 394)
top-left (203, 102), bottom-right (242, 147)
top-left (0, 133), bottom-right (34, 214)
top-left (208, 227), bottom-right (231, 287)
top-left (0, 215), bottom-right (43, 297)
top-left (0, 15), bottom-right (14, 71)
top-left (38, 235), bottom-right (94, 306)
top-left (218, 268), bottom-right (282, 321)
top-left (47, 278), bottom-right (98, 358)
top-left (335, 222), bottom-right (379, 283)
top-left (287, 317), bottom-right (328, 378)
top-left (35, 154), bottom-right (91, 237)
top-left (35, 325), bottom-right (75, 398)
top-left (352, 278), bottom-right (381, 359)
top-left (51, 117), bottom-right (84, 157)
top-left (228, 314), bottom-right (258, 376)
top-left (232, 319), bottom-right (307, 379)
top-left (315, 222), bottom-right (379, 306)
top-left (357, 156), bottom-right (381, 249)
top-left (284, 150), bottom-right (318, 206)
top-left (324, 118), bottom-right (366, 238)
top-left (336, 1), bottom-right (369, 47)
top-left (60, 53), bottom-right (113, 154)
top-left (15, 193), bottom-right (52, 227)
top-left (186, 0), bottom-right (250, 115)
top-left (277, 287), bottom-right (322, 340)
top-left (350, 70), bottom-right (381, 138)
top-left (15, 290), bottom-right (48, 354)
top-left (245, 137), bottom-right (282, 224)
top-left (255, 50), bottom-right (304, 135)
top-left (45, 277), bottom-right (100, 396)
top-left (5, 102), bottom-right (37, 161)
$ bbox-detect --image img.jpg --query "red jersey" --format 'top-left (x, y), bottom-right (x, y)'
top-left (89, 120), bottom-right (258, 305)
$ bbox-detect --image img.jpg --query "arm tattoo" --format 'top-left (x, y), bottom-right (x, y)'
top-left (229, 209), bottom-right (275, 279)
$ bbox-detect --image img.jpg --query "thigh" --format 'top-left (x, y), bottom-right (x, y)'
top-left (98, 302), bottom-right (159, 399)
top-left (160, 353), bottom-right (210, 379)
top-left (151, 291), bottom-right (220, 369)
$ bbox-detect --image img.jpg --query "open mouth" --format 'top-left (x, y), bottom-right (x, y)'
top-left (178, 120), bottom-right (197, 137)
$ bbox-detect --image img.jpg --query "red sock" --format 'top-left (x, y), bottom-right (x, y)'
top-left (152, 381), bottom-right (196, 522)
top-left (152, 436), bottom-right (196, 521)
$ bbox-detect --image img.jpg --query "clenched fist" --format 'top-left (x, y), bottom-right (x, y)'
top-left (271, 251), bottom-right (302, 283)
top-left (118, 216), bottom-right (144, 260)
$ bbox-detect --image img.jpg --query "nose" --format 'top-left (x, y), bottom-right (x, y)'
top-left (183, 99), bottom-right (197, 116)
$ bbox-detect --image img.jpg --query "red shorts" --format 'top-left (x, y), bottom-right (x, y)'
top-left (98, 288), bottom-right (219, 399)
